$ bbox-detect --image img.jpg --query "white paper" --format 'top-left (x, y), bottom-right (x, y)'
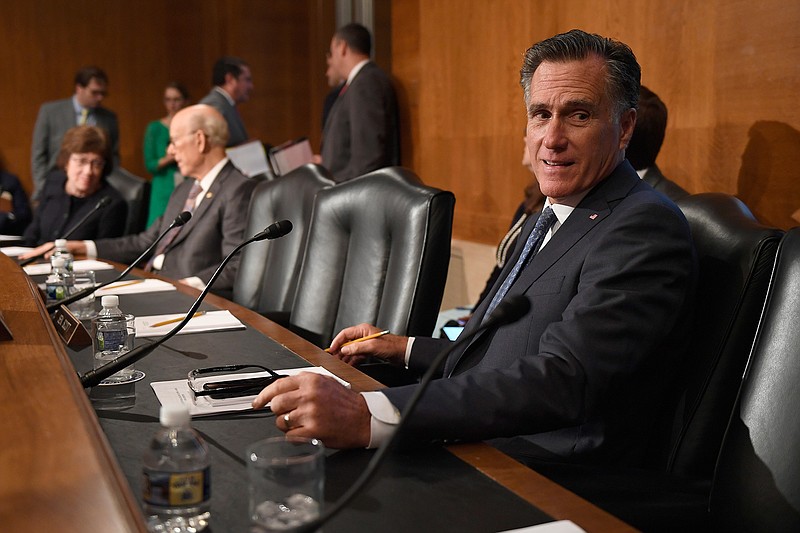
top-left (23, 259), bottom-right (115, 276)
top-left (151, 367), bottom-right (350, 417)
top-left (269, 138), bottom-right (313, 176)
top-left (135, 309), bottom-right (244, 338)
top-left (96, 278), bottom-right (176, 296)
top-left (1, 245), bottom-right (32, 256)
top-left (498, 521), bottom-right (586, 533)
top-left (227, 140), bottom-right (271, 178)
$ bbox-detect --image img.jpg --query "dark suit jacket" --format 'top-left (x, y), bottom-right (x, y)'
top-left (383, 161), bottom-right (698, 467)
top-left (22, 170), bottom-right (127, 246)
top-left (321, 62), bottom-right (400, 182)
top-left (0, 170), bottom-right (33, 235)
top-left (96, 161), bottom-right (256, 292)
top-left (641, 164), bottom-right (690, 202)
top-left (31, 98), bottom-right (119, 199)
top-left (199, 88), bottom-right (248, 147)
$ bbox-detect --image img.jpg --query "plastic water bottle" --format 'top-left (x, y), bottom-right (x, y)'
top-left (92, 295), bottom-right (134, 381)
top-left (51, 238), bottom-right (74, 272)
top-left (45, 256), bottom-right (73, 304)
top-left (143, 405), bottom-right (211, 532)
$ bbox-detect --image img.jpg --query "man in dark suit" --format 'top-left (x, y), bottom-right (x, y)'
top-left (60, 104), bottom-right (255, 294)
top-left (627, 85), bottom-right (690, 202)
top-left (31, 66), bottom-right (119, 201)
top-left (318, 23), bottom-right (400, 182)
top-left (198, 57), bottom-right (253, 147)
top-left (254, 30), bottom-right (697, 467)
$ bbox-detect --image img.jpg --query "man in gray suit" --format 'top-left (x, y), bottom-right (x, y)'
top-left (254, 30), bottom-right (698, 468)
top-left (60, 105), bottom-right (255, 294)
top-left (198, 57), bottom-right (253, 147)
top-left (31, 66), bottom-right (119, 201)
top-left (318, 23), bottom-right (399, 182)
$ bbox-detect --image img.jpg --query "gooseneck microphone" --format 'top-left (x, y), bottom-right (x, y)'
top-left (294, 295), bottom-right (532, 533)
top-left (45, 211), bottom-right (193, 312)
top-left (79, 219), bottom-right (293, 388)
top-left (20, 196), bottom-right (113, 267)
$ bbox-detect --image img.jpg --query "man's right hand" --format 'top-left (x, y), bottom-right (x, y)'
top-left (328, 323), bottom-right (408, 367)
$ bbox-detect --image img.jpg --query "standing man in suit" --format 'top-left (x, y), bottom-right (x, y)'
top-left (254, 30), bottom-right (698, 468)
top-left (627, 85), bottom-right (690, 201)
top-left (318, 23), bottom-right (400, 182)
top-left (199, 57), bottom-right (253, 147)
top-left (53, 105), bottom-right (256, 295)
top-left (31, 66), bottom-right (119, 202)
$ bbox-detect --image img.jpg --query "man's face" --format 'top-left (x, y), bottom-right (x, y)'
top-left (327, 37), bottom-right (346, 80)
top-left (167, 113), bottom-right (202, 177)
top-left (229, 65), bottom-right (254, 104)
top-left (75, 78), bottom-right (107, 108)
top-left (525, 57), bottom-right (635, 205)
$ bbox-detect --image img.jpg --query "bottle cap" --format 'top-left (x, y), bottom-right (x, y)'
top-left (101, 295), bottom-right (119, 308)
top-left (54, 239), bottom-right (67, 248)
top-left (51, 257), bottom-right (66, 268)
top-left (160, 405), bottom-right (191, 427)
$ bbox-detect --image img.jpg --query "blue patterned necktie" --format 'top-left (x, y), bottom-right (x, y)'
top-left (482, 206), bottom-right (557, 323)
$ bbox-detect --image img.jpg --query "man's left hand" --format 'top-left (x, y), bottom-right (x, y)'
top-left (252, 372), bottom-right (371, 449)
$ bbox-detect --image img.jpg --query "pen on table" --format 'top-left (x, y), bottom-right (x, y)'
top-left (151, 311), bottom-right (206, 328)
top-left (107, 279), bottom-right (145, 289)
top-left (325, 330), bottom-right (390, 353)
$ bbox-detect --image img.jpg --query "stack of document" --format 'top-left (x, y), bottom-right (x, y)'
top-left (135, 309), bottom-right (245, 338)
top-left (151, 366), bottom-right (349, 416)
top-left (23, 259), bottom-right (114, 276)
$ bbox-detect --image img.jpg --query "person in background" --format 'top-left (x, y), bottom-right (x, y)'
top-left (253, 30), bottom-right (697, 470)
top-left (21, 126), bottom-right (126, 246)
top-left (317, 23), bottom-right (400, 182)
top-left (31, 66), bottom-right (119, 202)
top-left (322, 51), bottom-right (345, 130)
top-left (25, 105), bottom-right (256, 296)
top-left (144, 82), bottom-right (189, 228)
top-left (0, 164), bottom-right (32, 235)
top-left (627, 85), bottom-right (690, 201)
top-left (199, 57), bottom-right (253, 147)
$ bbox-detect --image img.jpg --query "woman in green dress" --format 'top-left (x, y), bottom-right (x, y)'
top-left (143, 82), bottom-right (188, 227)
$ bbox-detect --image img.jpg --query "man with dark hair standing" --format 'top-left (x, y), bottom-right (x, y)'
top-left (31, 66), bottom-right (119, 201)
top-left (627, 85), bottom-right (690, 201)
top-left (254, 30), bottom-right (697, 469)
top-left (318, 23), bottom-right (400, 182)
top-left (199, 56), bottom-right (253, 147)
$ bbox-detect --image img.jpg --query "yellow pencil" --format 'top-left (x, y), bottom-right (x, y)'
top-left (109, 279), bottom-right (145, 289)
top-left (325, 330), bottom-right (390, 353)
top-left (151, 311), bottom-right (206, 328)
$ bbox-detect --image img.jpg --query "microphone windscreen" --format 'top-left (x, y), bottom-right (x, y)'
top-left (96, 195), bottom-right (112, 208)
top-left (257, 219), bottom-right (293, 241)
top-left (485, 295), bottom-right (530, 327)
top-left (175, 211), bottom-right (192, 226)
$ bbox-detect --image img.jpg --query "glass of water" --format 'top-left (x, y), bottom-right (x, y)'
top-left (247, 436), bottom-right (325, 532)
top-left (68, 270), bottom-right (97, 320)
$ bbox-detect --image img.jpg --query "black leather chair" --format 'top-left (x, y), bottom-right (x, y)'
top-left (232, 164), bottom-right (335, 317)
top-left (532, 193), bottom-right (783, 531)
top-left (288, 167), bottom-right (455, 348)
top-left (709, 227), bottom-right (800, 532)
top-left (106, 167), bottom-right (150, 235)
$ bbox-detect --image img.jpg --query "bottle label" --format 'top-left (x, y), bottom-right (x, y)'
top-left (46, 283), bottom-right (67, 302)
top-left (142, 466), bottom-right (210, 507)
top-left (97, 329), bottom-right (126, 352)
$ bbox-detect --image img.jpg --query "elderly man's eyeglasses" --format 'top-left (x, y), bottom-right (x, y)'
top-left (168, 129), bottom-right (204, 147)
top-left (187, 365), bottom-right (285, 399)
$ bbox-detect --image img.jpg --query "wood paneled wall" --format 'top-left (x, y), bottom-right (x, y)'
top-left (391, 0), bottom-right (800, 243)
top-left (3, 1), bottom-right (799, 245)
top-left (0, 0), bottom-right (335, 191)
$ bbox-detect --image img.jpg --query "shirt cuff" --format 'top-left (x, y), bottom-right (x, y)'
top-left (83, 240), bottom-right (97, 259)
top-left (180, 276), bottom-right (206, 291)
top-left (360, 391), bottom-right (401, 449)
top-left (404, 337), bottom-right (415, 367)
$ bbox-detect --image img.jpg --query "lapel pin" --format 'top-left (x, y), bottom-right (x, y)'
top-left (589, 213), bottom-right (598, 220)
top-left (205, 192), bottom-right (213, 199)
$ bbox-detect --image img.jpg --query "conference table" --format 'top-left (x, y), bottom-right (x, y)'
top-left (0, 253), bottom-right (635, 532)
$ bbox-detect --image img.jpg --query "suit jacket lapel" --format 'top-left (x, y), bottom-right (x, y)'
top-left (166, 163), bottom-right (230, 250)
top-left (445, 161), bottom-right (639, 376)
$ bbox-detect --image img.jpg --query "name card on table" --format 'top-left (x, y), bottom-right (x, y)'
top-left (51, 305), bottom-right (91, 349)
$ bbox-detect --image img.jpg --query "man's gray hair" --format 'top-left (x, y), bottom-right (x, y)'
top-left (520, 29), bottom-right (641, 118)
top-left (188, 108), bottom-right (230, 147)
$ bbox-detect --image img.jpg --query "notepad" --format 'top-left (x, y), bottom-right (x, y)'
top-left (96, 278), bottom-right (176, 296)
top-left (135, 309), bottom-right (245, 338)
